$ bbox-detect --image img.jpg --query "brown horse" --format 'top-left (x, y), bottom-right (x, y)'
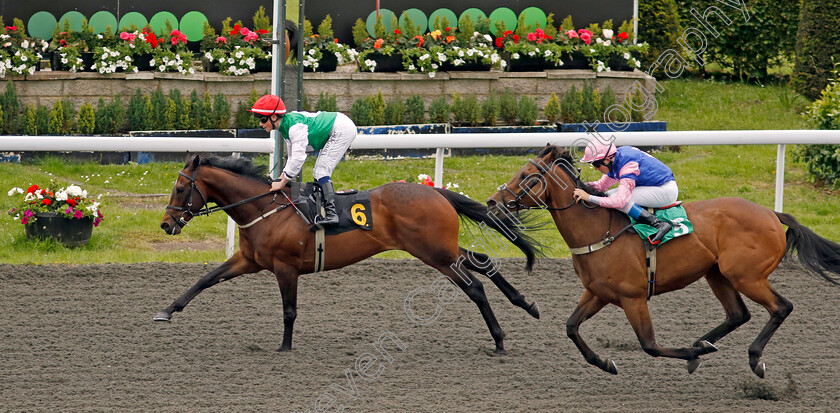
top-left (156, 155), bottom-right (542, 353)
top-left (487, 145), bottom-right (840, 377)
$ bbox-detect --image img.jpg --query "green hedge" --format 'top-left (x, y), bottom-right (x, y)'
top-left (793, 0), bottom-right (840, 100)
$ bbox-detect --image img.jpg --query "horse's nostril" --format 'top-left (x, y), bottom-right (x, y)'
top-left (161, 222), bottom-right (168, 230)
top-left (487, 199), bottom-right (497, 207)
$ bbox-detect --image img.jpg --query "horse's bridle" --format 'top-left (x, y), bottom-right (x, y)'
top-left (496, 159), bottom-right (593, 212)
top-left (164, 163), bottom-right (284, 229)
top-left (165, 165), bottom-right (212, 228)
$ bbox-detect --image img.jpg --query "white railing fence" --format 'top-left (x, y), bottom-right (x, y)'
top-left (3, 129), bottom-right (840, 258)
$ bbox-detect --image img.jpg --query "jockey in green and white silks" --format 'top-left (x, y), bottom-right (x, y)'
top-left (250, 94), bottom-right (357, 226)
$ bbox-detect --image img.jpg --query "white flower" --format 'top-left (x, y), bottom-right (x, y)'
top-left (2, 42), bottom-right (10, 48)
top-left (55, 191), bottom-right (68, 201)
top-left (158, 65), bottom-right (166, 71)
top-left (20, 55), bottom-right (27, 62)
top-left (21, 40), bottom-right (29, 48)
top-left (429, 71), bottom-right (436, 78)
top-left (624, 52), bottom-right (631, 60)
top-left (512, 53), bottom-right (520, 60)
top-left (150, 59), bottom-right (156, 66)
top-left (7, 187), bottom-right (22, 196)
top-left (27, 66), bottom-right (34, 75)
top-left (604, 40), bottom-right (611, 47)
top-left (528, 51), bottom-right (535, 57)
top-left (308, 48), bottom-right (316, 56)
top-left (603, 29), bottom-right (614, 39)
top-left (596, 38), bottom-right (603, 44)
top-left (431, 63), bottom-right (438, 69)
top-left (484, 34), bottom-right (492, 42)
top-left (227, 57), bottom-right (235, 64)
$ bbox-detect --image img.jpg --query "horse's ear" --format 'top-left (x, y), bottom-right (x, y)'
top-left (183, 151), bottom-right (192, 167)
top-left (191, 154), bottom-right (200, 169)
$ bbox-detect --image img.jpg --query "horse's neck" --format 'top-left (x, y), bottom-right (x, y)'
top-left (547, 182), bottom-right (616, 248)
top-left (200, 170), bottom-right (273, 223)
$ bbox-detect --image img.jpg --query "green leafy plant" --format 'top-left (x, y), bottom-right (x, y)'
top-left (350, 96), bottom-right (374, 126)
top-left (428, 97), bottom-right (450, 123)
top-left (793, 0), bottom-right (840, 99)
top-left (384, 96), bottom-right (406, 125)
top-left (211, 93), bottom-right (231, 129)
top-left (482, 94), bottom-right (500, 126)
top-left (518, 95), bottom-right (539, 125)
top-left (561, 86), bottom-right (582, 123)
top-left (499, 89), bottom-right (518, 125)
top-left (77, 103), bottom-right (96, 134)
top-left (48, 99), bottom-right (65, 135)
top-left (544, 92), bottom-right (561, 123)
top-left (451, 93), bottom-right (480, 126)
top-left (315, 92), bottom-right (338, 112)
top-left (127, 89), bottom-right (150, 131)
top-left (405, 94), bottom-right (425, 124)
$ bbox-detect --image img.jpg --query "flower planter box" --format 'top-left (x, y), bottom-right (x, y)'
top-left (560, 51), bottom-right (590, 70)
top-left (505, 54), bottom-right (556, 72)
top-left (134, 53), bottom-right (154, 71)
top-left (304, 53), bottom-right (338, 73)
top-left (25, 211), bottom-right (93, 247)
top-left (80, 52), bottom-right (95, 72)
top-left (363, 52), bottom-right (403, 73)
top-left (439, 60), bottom-right (491, 72)
top-left (254, 57), bottom-right (272, 72)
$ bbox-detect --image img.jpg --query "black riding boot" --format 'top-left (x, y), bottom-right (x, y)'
top-left (636, 209), bottom-right (672, 246)
top-left (314, 181), bottom-right (339, 226)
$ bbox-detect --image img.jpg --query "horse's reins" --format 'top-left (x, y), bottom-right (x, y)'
top-left (165, 163), bottom-right (294, 229)
top-left (496, 158), bottom-right (635, 254)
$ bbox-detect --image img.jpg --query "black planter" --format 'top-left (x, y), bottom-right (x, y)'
top-left (304, 53), bottom-right (338, 72)
top-left (186, 41), bottom-right (202, 53)
top-left (50, 50), bottom-right (62, 70)
top-left (363, 52), bottom-right (403, 73)
top-left (506, 54), bottom-right (555, 72)
top-left (80, 52), bottom-right (95, 72)
top-left (560, 51), bottom-right (590, 70)
top-left (607, 52), bottom-right (640, 71)
top-left (439, 60), bottom-right (491, 72)
top-left (254, 57), bottom-right (272, 72)
top-left (202, 57), bottom-right (219, 72)
top-left (25, 212), bottom-right (93, 247)
top-left (134, 53), bottom-right (154, 71)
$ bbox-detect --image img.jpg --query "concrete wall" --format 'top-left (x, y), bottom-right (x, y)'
top-left (3, 69), bottom-right (655, 119)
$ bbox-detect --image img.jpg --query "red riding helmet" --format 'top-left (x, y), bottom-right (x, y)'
top-left (248, 94), bottom-right (287, 116)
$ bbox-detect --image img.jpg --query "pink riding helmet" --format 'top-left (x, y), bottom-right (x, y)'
top-left (581, 141), bottom-right (617, 163)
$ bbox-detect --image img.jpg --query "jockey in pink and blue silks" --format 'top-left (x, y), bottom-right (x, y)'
top-left (572, 141), bottom-right (678, 246)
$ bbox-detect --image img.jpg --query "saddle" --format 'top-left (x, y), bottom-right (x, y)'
top-left (289, 182), bottom-right (373, 236)
top-left (629, 201), bottom-right (693, 247)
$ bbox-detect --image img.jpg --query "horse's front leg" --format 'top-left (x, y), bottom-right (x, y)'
top-left (566, 290), bottom-right (616, 374)
top-left (274, 264), bottom-right (300, 352)
top-left (154, 251), bottom-right (261, 322)
top-left (621, 296), bottom-right (718, 371)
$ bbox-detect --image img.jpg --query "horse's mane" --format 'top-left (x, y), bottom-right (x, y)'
top-left (537, 145), bottom-right (606, 197)
top-left (196, 155), bottom-right (272, 185)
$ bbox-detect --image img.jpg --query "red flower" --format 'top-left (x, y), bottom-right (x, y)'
top-left (230, 24), bottom-right (241, 36)
top-left (41, 199), bottom-right (51, 206)
top-left (445, 27), bottom-right (451, 32)
top-left (394, 29), bottom-right (401, 35)
top-left (617, 32), bottom-right (629, 42)
top-left (66, 198), bottom-right (77, 207)
top-left (334, 38), bottom-right (339, 43)
top-left (512, 34), bottom-right (519, 43)
top-left (26, 184), bottom-right (39, 194)
top-left (256, 29), bottom-right (269, 34)
top-left (503, 30), bottom-right (513, 37)
top-left (494, 37), bottom-right (503, 48)
top-left (374, 38), bottom-right (384, 49)
top-left (5, 26), bottom-right (17, 31)
top-left (145, 32), bottom-right (159, 48)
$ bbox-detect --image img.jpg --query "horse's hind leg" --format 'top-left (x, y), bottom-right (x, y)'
top-left (685, 268), bottom-right (752, 373)
top-left (621, 296), bottom-right (719, 364)
top-left (696, 267), bottom-right (752, 346)
top-left (154, 251), bottom-right (261, 322)
top-left (731, 280), bottom-right (793, 378)
top-left (432, 261), bottom-right (508, 354)
top-left (458, 247), bottom-right (540, 319)
top-left (566, 290), bottom-right (616, 374)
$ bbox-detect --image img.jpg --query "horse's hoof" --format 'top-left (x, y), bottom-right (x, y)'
top-left (604, 359), bottom-right (618, 375)
top-left (698, 340), bottom-right (718, 354)
top-left (753, 361), bottom-right (766, 378)
top-left (276, 346), bottom-right (292, 352)
top-left (687, 358), bottom-right (702, 374)
top-left (494, 347), bottom-right (507, 355)
top-left (153, 312), bottom-right (171, 322)
top-left (528, 302), bottom-right (541, 319)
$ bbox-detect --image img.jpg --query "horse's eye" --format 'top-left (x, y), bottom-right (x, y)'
top-left (520, 174), bottom-right (528, 180)
top-left (176, 187), bottom-right (184, 194)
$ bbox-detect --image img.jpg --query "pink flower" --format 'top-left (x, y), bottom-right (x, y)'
top-left (73, 210), bottom-right (84, 219)
top-left (23, 209), bottom-right (33, 218)
top-left (20, 217), bottom-right (29, 225)
top-left (65, 207), bottom-right (74, 215)
top-left (580, 32), bottom-right (592, 45)
top-left (94, 217), bottom-right (102, 227)
top-left (216, 36), bottom-right (227, 44)
top-left (527, 33), bottom-right (537, 42)
top-left (578, 29), bottom-right (593, 37)
top-left (566, 30), bottom-right (578, 39)
top-left (170, 30), bottom-right (187, 46)
top-left (241, 27), bottom-right (259, 43)
top-left (120, 32), bottom-right (137, 42)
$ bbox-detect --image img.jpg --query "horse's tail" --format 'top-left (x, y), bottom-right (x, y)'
top-left (433, 187), bottom-right (542, 273)
top-left (775, 211), bottom-right (840, 285)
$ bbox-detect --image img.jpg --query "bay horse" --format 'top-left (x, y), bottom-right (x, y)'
top-left (487, 145), bottom-right (840, 376)
top-left (156, 155), bottom-right (542, 354)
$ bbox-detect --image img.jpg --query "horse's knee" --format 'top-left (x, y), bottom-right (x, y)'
top-left (566, 322), bottom-right (578, 340)
top-left (775, 299), bottom-right (793, 319)
top-left (730, 307), bottom-right (751, 326)
top-left (640, 342), bottom-right (660, 357)
top-left (283, 309), bottom-right (297, 324)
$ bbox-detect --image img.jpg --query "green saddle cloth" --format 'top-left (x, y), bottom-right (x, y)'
top-left (630, 205), bottom-right (693, 245)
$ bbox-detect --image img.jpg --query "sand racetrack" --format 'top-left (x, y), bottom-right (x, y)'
top-left (1, 258), bottom-right (838, 412)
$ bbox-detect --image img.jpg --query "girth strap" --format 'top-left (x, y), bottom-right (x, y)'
top-left (314, 228), bottom-right (326, 273)
top-left (646, 246), bottom-right (657, 300)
